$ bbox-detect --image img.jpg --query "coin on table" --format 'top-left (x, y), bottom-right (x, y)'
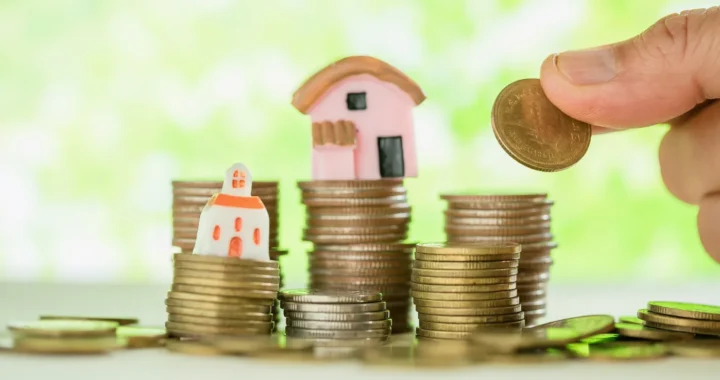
top-left (171, 284), bottom-right (277, 300)
top-left (666, 340), bottom-right (720, 357)
top-left (643, 320), bottom-right (720, 336)
top-left (13, 336), bottom-right (120, 354)
top-left (8, 320), bottom-right (119, 338)
top-left (165, 339), bottom-right (227, 356)
top-left (619, 316), bottom-right (645, 325)
top-left (647, 301), bottom-right (720, 321)
top-left (413, 298), bottom-right (519, 309)
top-left (415, 305), bottom-right (522, 317)
top-left (38, 316), bottom-right (137, 326)
top-left (279, 289), bottom-right (383, 304)
top-left (284, 327), bottom-right (390, 339)
top-left (585, 342), bottom-right (668, 361)
top-left (284, 310), bottom-right (389, 322)
top-left (638, 309), bottom-right (720, 330)
top-left (280, 301), bottom-right (387, 313)
top-left (117, 326), bottom-right (167, 348)
top-left (412, 260), bottom-right (518, 270)
top-left (491, 78), bottom-right (591, 171)
top-left (165, 298), bottom-right (271, 313)
top-left (285, 319), bottom-right (391, 331)
top-left (411, 289), bottom-right (517, 301)
top-left (614, 322), bottom-right (693, 341)
top-left (167, 306), bottom-right (272, 321)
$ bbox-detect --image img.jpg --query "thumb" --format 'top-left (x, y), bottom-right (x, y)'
top-left (540, 8), bottom-right (720, 129)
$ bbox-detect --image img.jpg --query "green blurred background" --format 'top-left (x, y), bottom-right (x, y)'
top-left (0, 0), bottom-right (718, 285)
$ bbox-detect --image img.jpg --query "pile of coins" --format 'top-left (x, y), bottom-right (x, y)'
top-left (279, 289), bottom-right (392, 345)
top-left (299, 179), bottom-right (413, 333)
top-left (411, 242), bottom-right (524, 340)
top-left (165, 254), bottom-right (279, 337)
top-left (170, 180), bottom-right (287, 326)
top-left (634, 301), bottom-right (720, 336)
top-left (441, 194), bottom-right (555, 325)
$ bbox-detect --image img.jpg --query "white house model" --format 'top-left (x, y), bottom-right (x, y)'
top-left (192, 163), bottom-right (270, 261)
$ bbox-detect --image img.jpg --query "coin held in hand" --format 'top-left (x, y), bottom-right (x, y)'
top-left (491, 78), bottom-right (592, 172)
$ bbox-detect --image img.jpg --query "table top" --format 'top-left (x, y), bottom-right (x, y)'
top-left (1, 281), bottom-right (719, 379)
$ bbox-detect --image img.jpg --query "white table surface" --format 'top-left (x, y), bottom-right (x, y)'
top-left (1, 281), bottom-right (720, 380)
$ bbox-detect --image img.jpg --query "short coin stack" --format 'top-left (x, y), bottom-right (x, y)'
top-left (171, 180), bottom-right (280, 251)
top-left (441, 194), bottom-right (556, 325)
top-left (299, 179), bottom-right (413, 333)
top-left (279, 289), bottom-right (392, 346)
top-left (636, 301), bottom-right (720, 335)
top-left (411, 242), bottom-right (524, 340)
top-left (165, 253), bottom-right (279, 338)
top-left (7, 320), bottom-right (120, 354)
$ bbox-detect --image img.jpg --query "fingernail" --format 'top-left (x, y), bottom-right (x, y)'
top-left (554, 47), bottom-right (617, 85)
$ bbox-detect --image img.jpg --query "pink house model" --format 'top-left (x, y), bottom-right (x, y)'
top-left (292, 56), bottom-right (426, 180)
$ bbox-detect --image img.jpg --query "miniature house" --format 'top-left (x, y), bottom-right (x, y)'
top-left (193, 163), bottom-right (270, 261)
top-left (292, 56), bottom-right (426, 180)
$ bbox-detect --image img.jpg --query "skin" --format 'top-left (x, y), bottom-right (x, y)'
top-left (539, 7), bottom-right (720, 263)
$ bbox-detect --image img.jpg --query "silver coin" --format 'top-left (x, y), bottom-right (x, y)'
top-left (279, 289), bottom-right (382, 304)
top-left (283, 310), bottom-right (389, 322)
top-left (280, 301), bottom-right (387, 313)
top-left (285, 319), bottom-right (392, 330)
top-left (285, 327), bottom-right (390, 339)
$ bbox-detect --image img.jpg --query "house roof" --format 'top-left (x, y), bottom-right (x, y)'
top-left (291, 56), bottom-right (426, 114)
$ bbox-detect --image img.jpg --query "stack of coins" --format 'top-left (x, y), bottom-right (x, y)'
top-left (440, 194), bottom-right (556, 325)
top-left (171, 180), bottom-right (280, 251)
top-left (298, 180), bottom-right (413, 333)
top-left (637, 301), bottom-right (720, 335)
top-left (165, 254), bottom-right (279, 338)
top-left (279, 289), bottom-right (392, 346)
top-left (411, 242), bottom-right (524, 340)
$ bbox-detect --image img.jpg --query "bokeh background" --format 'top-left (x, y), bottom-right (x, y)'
top-left (1, 0), bottom-right (718, 285)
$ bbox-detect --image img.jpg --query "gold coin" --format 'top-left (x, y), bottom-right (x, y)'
top-left (314, 243), bottom-right (416, 252)
top-left (415, 242), bottom-right (521, 255)
top-left (419, 321), bottom-right (523, 332)
top-left (173, 254), bottom-right (278, 269)
top-left (166, 306), bottom-right (272, 321)
top-left (173, 261), bottom-right (280, 276)
top-left (615, 322), bottom-right (693, 341)
top-left (279, 289), bottom-right (382, 304)
top-left (412, 268), bottom-right (517, 278)
top-left (165, 339), bottom-right (226, 356)
top-left (446, 199), bottom-right (554, 210)
top-left (410, 282), bottom-right (516, 293)
top-left (491, 78), bottom-right (591, 171)
top-left (174, 269), bottom-right (280, 284)
top-left (8, 320), bottom-right (118, 338)
top-left (310, 260), bottom-right (411, 271)
top-left (445, 214), bottom-right (550, 226)
top-left (280, 301), bottom-right (387, 313)
top-left (172, 276), bottom-right (279, 291)
top-left (448, 233), bottom-right (553, 244)
top-left (285, 326), bottom-right (390, 339)
top-left (516, 271), bottom-right (550, 283)
top-left (165, 299), bottom-right (271, 313)
top-left (38, 316), bottom-right (137, 326)
top-left (117, 326), bottom-right (167, 348)
top-left (667, 340), bottom-right (720, 357)
top-left (168, 313), bottom-right (273, 327)
top-left (283, 310), bottom-right (389, 322)
top-left (440, 194), bottom-right (548, 202)
top-left (444, 206), bottom-right (552, 218)
top-left (619, 316), bottom-right (645, 325)
top-left (13, 336), bottom-right (120, 354)
top-left (644, 320), bottom-right (720, 336)
top-left (413, 297), bottom-right (519, 309)
top-left (416, 305), bottom-right (522, 316)
top-left (412, 260), bottom-right (518, 270)
top-left (418, 312), bottom-right (524, 324)
top-left (411, 289), bottom-right (517, 301)
top-left (415, 327), bottom-right (471, 340)
top-left (444, 223), bottom-right (551, 237)
top-left (638, 309), bottom-right (720, 330)
top-left (285, 319), bottom-right (391, 331)
top-left (411, 274), bottom-right (516, 286)
top-left (165, 321), bottom-right (272, 336)
top-left (167, 290), bottom-right (273, 305)
top-left (648, 301), bottom-right (720, 321)
top-left (414, 252), bottom-right (520, 262)
top-left (586, 342), bottom-right (668, 361)
top-left (171, 284), bottom-right (277, 301)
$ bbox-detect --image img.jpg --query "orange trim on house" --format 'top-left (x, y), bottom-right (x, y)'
top-left (291, 56), bottom-right (426, 114)
top-left (210, 194), bottom-right (265, 209)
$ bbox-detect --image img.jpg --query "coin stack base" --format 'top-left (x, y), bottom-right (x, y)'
top-left (441, 194), bottom-right (556, 325)
top-left (165, 254), bottom-right (279, 338)
top-left (411, 243), bottom-right (524, 340)
top-left (636, 301), bottom-right (720, 336)
top-left (299, 180), bottom-right (413, 333)
top-left (279, 290), bottom-right (392, 346)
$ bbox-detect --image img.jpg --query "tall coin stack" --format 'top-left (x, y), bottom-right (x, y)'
top-left (440, 194), bottom-right (556, 325)
top-left (279, 289), bottom-right (392, 345)
top-left (411, 242), bottom-right (524, 340)
top-left (165, 254), bottom-right (279, 338)
top-left (298, 179), bottom-right (413, 333)
top-left (171, 180), bottom-right (286, 326)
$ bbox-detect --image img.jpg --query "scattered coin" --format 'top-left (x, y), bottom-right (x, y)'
top-left (585, 342), bottom-right (668, 361)
top-left (39, 316), bottom-right (138, 326)
top-left (638, 309), bottom-right (720, 330)
top-left (8, 320), bottom-right (119, 338)
top-left (12, 336), bottom-right (120, 354)
top-left (647, 301), bottom-right (720, 321)
top-left (667, 340), bottom-right (720, 357)
top-left (117, 326), bottom-right (167, 348)
top-left (619, 316), bottom-right (645, 325)
top-left (615, 322), bottom-right (694, 341)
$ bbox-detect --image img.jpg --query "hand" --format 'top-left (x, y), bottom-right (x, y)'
top-left (539, 8), bottom-right (720, 262)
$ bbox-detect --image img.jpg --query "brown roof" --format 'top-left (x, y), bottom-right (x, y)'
top-left (292, 56), bottom-right (426, 114)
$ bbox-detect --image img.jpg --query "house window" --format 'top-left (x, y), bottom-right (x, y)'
top-left (346, 92), bottom-right (367, 110)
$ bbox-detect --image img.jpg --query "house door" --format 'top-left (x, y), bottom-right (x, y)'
top-left (228, 237), bottom-right (242, 257)
top-left (377, 136), bottom-right (404, 177)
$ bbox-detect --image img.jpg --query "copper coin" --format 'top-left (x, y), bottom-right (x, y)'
top-left (297, 179), bottom-right (403, 189)
top-left (448, 233), bottom-right (553, 244)
top-left (314, 243), bottom-right (415, 252)
top-left (491, 78), bottom-right (591, 172)
top-left (444, 206), bottom-right (552, 218)
top-left (638, 309), bottom-right (720, 330)
top-left (302, 195), bottom-right (407, 207)
top-left (440, 194), bottom-right (547, 202)
top-left (310, 259), bottom-right (411, 270)
top-left (304, 233), bottom-right (407, 244)
top-left (304, 225), bottom-right (407, 236)
top-left (647, 301), bottom-right (720, 321)
top-left (517, 271), bottom-right (550, 284)
top-left (307, 214), bottom-right (411, 227)
top-left (444, 223), bottom-right (551, 236)
top-left (411, 289), bottom-right (517, 301)
top-left (307, 203), bottom-right (412, 216)
top-left (445, 214), bottom-right (550, 226)
top-left (447, 199), bottom-right (554, 211)
top-left (302, 187), bottom-right (406, 198)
